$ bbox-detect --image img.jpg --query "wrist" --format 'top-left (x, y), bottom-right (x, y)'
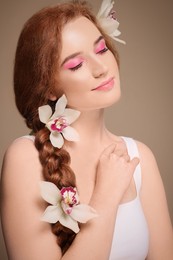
top-left (89, 190), bottom-right (120, 216)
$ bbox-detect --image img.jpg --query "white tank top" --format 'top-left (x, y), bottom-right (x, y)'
top-left (109, 137), bottom-right (149, 260)
top-left (22, 135), bottom-right (149, 259)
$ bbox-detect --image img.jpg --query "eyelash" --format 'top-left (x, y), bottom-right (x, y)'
top-left (96, 47), bottom-right (109, 54)
top-left (69, 46), bottom-right (108, 71)
top-left (69, 62), bottom-right (83, 71)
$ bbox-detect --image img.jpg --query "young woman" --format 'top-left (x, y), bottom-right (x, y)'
top-left (1, 1), bottom-right (173, 259)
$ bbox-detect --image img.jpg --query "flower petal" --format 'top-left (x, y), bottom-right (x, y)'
top-left (51, 95), bottom-right (67, 119)
top-left (50, 132), bottom-right (64, 148)
top-left (40, 181), bottom-right (61, 205)
top-left (70, 204), bottom-right (98, 223)
top-left (97, 0), bottom-right (126, 45)
top-left (59, 213), bottom-right (80, 233)
top-left (112, 29), bottom-right (121, 37)
top-left (63, 108), bottom-right (81, 124)
top-left (99, 18), bottom-right (126, 44)
top-left (38, 105), bottom-right (52, 124)
top-left (62, 126), bottom-right (80, 142)
top-left (41, 205), bottom-right (63, 223)
top-left (99, 18), bottom-right (119, 34)
top-left (109, 35), bottom-right (126, 44)
top-left (97, 0), bottom-right (114, 18)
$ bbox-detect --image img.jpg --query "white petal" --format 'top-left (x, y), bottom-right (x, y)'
top-left (97, 0), bottom-right (114, 18)
top-left (59, 213), bottom-right (80, 233)
top-left (70, 204), bottom-right (98, 223)
top-left (63, 109), bottom-right (81, 124)
top-left (62, 126), bottom-right (80, 142)
top-left (41, 205), bottom-right (63, 223)
top-left (99, 18), bottom-right (126, 44)
top-left (110, 35), bottom-right (126, 44)
top-left (38, 105), bottom-right (52, 124)
top-left (112, 29), bottom-right (121, 37)
top-left (99, 18), bottom-right (119, 34)
top-left (46, 119), bottom-right (55, 132)
top-left (50, 132), bottom-right (64, 148)
top-left (40, 181), bottom-right (61, 205)
top-left (51, 95), bottom-right (67, 119)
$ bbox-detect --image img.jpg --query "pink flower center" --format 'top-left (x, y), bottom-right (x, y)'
top-left (109, 8), bottom-right (117, 20)
top-left (60, 187), bottom-right (79, 215)
top-left (51, 117), bottom-right (68, 133)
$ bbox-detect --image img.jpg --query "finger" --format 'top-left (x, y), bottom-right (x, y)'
top-left (123, 154), bottom-right (130, 162)
top-left (113, 141), bottom-right (128, 156)
top-left (130, 157), bottom-right (140, 170)
top-left (101, 143), bottom-right (117, 157)
top-left (115, 148), bottom-right (128, 157)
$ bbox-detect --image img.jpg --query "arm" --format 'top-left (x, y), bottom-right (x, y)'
top-left (0, 138), bottom-right (62, 260)
top-left (137, 141), bottom-right (173, 260)
top-left (1, 139), bottom-right (138, 260)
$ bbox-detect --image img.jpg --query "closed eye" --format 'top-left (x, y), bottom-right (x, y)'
top-left (95, 38), bottom-right (109, 55)
top-left (96, 47), bottom-right (109, 54)
top-left (69, 62), bottom-right (83, 71)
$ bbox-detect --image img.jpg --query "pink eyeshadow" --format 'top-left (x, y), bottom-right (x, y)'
top-left (95, 40), bottom-right (106, 53)
top-left (63, 58), bottom-right (84, 69)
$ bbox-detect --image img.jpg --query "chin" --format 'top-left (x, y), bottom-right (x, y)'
top-left (90, 90), bottom-right (121, 110)
top-left (103, 88), bottom-right (121, 108)
top-left (104, 96), bottom-right (121, 108)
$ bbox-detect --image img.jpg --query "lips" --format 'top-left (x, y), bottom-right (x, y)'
top-left (92, 77), bottom-right (114, 91)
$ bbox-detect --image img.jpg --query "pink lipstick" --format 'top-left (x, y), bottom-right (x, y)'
top-left (92, 77), bottom-right (114, 91)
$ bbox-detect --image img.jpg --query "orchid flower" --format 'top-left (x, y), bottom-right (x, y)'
top-left (97, 0), bottom-right (126, 44)
top-left (38, 95), bottom-right (80, 148)
top-left (40, 181), bottom-right (98, 233)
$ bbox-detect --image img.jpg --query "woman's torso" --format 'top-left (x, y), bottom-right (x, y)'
top-left (21, 135), bottom-right (149, 259)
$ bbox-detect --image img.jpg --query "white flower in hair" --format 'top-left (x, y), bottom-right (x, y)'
top-left (97, 0), bottom-right (126, 44)
top-left (40, 181), bottom-right (98, 233)
top-left (38, 94), bottom-right (80, 148)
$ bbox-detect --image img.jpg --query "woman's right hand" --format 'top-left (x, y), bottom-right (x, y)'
top-left (93, 140), bottom-right (139, 207)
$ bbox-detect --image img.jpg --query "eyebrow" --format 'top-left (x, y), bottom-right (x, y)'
top-left (94, 35), bottom-right (104, 45)
top-left (61, 35), bottom-right (104, 67)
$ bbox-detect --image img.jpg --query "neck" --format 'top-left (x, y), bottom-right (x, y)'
top-left (68, 109), bottom-right (111, 149)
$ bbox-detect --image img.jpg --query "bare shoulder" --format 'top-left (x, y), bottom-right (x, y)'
top-left (1, 136), bottom-right (43, 212)
top-left (134, 140), bottom-right (163, 195)
top-left (3, 136), bottom-right (39, 165)
top-left (135, 140), bottom-right (159, 175)
top-left (135, 140), bottom-right (156, 160)
top-left (2, 136), bottom-right (42, 181)
top-left (1, 136), bottom-right (43, 209)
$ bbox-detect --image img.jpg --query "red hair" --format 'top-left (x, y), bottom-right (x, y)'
top-left (14, 0), bottom-right (119, 254)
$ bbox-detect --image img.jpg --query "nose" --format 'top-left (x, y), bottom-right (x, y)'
top-left (90, 56), bottom-right (108, 78)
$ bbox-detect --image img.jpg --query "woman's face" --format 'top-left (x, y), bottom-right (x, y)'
top-left (55, 16), bottom-right (121, 111)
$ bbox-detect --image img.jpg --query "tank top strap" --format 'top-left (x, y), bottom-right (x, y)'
top-left (121, 136), bottom-right (141, 194)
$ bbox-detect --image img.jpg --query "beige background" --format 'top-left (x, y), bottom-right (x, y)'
top-left (0, 0), bottom-right (173, 258)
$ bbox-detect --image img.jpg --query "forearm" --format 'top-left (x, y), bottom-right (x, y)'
top-left (62, 200), bottom-right (119, 260)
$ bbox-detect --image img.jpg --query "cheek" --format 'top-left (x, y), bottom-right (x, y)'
top-left (59, 71), bottom-right (91, 93)
top-left (109, 53), bottom-right (119, 70)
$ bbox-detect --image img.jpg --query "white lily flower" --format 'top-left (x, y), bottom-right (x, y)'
top-left (97, 0), bottom-right (126, 44)
top-left (40, 181), bottom-right (98, 233)
top-left (38, 95), bottom-right (81, 148)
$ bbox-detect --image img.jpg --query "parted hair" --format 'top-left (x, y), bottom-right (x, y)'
top-left (14, 0), bottom-right (119, 254)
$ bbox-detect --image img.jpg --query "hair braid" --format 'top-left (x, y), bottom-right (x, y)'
top-left (35, 127), bottom-right (77, 252)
